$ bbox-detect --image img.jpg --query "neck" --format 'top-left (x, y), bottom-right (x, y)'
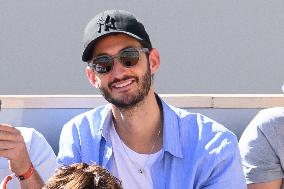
top-left (112, 92), bottom-right (163, 154)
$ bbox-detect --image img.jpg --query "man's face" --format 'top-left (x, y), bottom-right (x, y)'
top-left (88, 34), bottom-right (152, 109)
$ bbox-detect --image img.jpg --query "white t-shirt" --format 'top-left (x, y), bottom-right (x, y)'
top-left (0, 127), bottom-right (58, 189)
top-left (109, 124), bottom-right (162, 189)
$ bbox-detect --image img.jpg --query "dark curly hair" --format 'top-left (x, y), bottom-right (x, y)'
top-left (43, 163), bottom-right (123, 189)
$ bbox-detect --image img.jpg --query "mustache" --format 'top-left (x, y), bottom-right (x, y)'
top-left (108, 76), bottom-right (139, 87)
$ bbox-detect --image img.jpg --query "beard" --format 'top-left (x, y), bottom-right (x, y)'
top-left (98, 64), bottom-right (152, 110)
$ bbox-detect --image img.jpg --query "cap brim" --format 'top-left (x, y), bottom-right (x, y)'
top-left (82, 31), bottom-right (143, 62)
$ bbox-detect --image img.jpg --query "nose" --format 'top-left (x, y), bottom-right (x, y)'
top-left (110, 58), bottom-right (127, 77)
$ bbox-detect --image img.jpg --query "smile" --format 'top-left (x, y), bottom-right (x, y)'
top-left (111, 78), bottom-right (136, 89)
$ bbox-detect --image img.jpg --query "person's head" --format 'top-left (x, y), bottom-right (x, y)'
top-left (82, 10), bottom-right (160, 110)
top-left (43, 163), bottom-right (123, 189)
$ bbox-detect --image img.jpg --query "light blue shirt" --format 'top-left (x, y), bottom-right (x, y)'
top-left (57, 95), bottom-right (246, 189)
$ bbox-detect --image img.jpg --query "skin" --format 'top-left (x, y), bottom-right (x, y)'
top-left (248, 179), bottom-right (282, 189)
top-left (0, 124), bottom-right (44, 189)
top-left (85, 34), bottom-right (163, 153)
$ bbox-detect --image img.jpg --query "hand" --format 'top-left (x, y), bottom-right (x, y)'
top-left (0, 124), bottom-right (32, 176)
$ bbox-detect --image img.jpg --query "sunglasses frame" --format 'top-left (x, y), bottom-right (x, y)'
top-left (88, 47), bottom-right (149, 74)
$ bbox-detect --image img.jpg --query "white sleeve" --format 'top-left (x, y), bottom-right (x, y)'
top-left (19, 127), bottom-right (58, 182)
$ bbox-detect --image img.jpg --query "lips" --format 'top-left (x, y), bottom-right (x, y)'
top-left (111, 78), bottom-right (136, 89)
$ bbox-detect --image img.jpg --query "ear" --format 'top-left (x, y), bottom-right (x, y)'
top-left (85, 66), bottom-right (99, 88)
top-left (148, 48), bottom-right (160, 74)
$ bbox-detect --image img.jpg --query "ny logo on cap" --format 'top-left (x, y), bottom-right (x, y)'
top-left (97, 15), bottom-right (117, 33)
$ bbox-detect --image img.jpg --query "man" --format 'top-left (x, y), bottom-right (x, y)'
top-left (57, 10), bottom-right (246, 189)
top-left (239, 107), bottom-right (284, 189)
top-left (0, 124), bottom-right (57, 189)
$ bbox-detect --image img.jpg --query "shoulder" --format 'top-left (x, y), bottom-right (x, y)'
top-left (191, 112), bottom-right (238, 155)
top-left (164, 102), bottom-right (238, 153)
top-left (67, 105), bottom-right (110, 125)
top-left (240, 107), bottom-right (284, 145)
top-left (58, 104), bottom-right (111, 150)
top-left (248, 107), bottom-right (284, 126)
top-left (239, 108), bottom-right (284, 184)
top-left (168, 108), bottom-right (243, 184)
top-left (253, 107), bottom-right (284, 133)
top-left (239, 107), bottom-right (284, 158)
top-left (171, 104), bottom-right (236, 140)
top-left (62, 104), bottom-right (111, 131)
top-left (161, 98), bottom-right (232, 134)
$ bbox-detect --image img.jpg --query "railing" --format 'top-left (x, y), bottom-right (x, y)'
top-left (1, 94), bottom-right (284, 109)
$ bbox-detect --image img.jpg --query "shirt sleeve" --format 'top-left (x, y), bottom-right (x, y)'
top-left (202, 132), bottom-right (247, 189)
top-left (239, 109), bottom-right (284, 184)
top-left (21, 128), bottom-right (58, 182)
top-left (57, 121), bottom-right (82, 165)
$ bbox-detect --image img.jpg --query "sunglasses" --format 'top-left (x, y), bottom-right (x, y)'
top-left (88, 47), bottom-right (149, 74)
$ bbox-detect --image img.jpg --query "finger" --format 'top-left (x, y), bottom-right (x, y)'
top-left (0, 123), bottom-right (13, 127)
top-left (0, 124), bottom-right (19, 133)
top-left (0, 148), bottom-right (16, 159)
top-left (0, 127), bottom-right (22, 142)
top-left (0, 145), bottom-right (31, 175)
top-left (0, 142), bottom-right (27, 160)
top-left (0, 140), bottom-right (18, 150)
top-left (0, 149), bottom-right (25, 162)
top-left (0, 131), bottom-right (22, 141)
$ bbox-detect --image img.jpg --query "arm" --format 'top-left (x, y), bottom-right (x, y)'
top-left (248, 179), bottom-right (282, 189)
top-left (18, 171), bottom-right (43, 189)
top-left (0, 124), bottom-right (57, 189)
top-left (202, 134), bottom-right (247, 189)
top-left (57, 122), bottom-right (82, 165)
top-left (239, 110), bottom-right (284, 188)
top-left (0, 124), bottom-right (43, 189)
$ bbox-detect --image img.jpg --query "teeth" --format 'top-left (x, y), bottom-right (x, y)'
top-left (113, 80), bottom-right (133, 88)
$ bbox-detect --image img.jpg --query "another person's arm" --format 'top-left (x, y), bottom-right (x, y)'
top-left (247, 179), bottom-right (282, 189)
top-left (239, 108), bottom-right (284, 189)
top-left (0, 124), bottom-right (57, 189)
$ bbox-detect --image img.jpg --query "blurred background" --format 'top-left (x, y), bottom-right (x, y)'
top-left (1, 0), bottom-right (283, 94)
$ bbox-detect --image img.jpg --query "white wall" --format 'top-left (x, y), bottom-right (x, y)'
top-left (1, 0), bottom-right (284, 94)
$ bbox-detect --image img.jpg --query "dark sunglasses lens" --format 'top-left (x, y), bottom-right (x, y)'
top-left (120, 49), bottom-right (140, 67)
top-left (93, 56), bottom-right (113, 74)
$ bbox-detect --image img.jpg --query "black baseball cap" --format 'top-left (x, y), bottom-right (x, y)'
top-left (82, 10), bottom-right (152, 62)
